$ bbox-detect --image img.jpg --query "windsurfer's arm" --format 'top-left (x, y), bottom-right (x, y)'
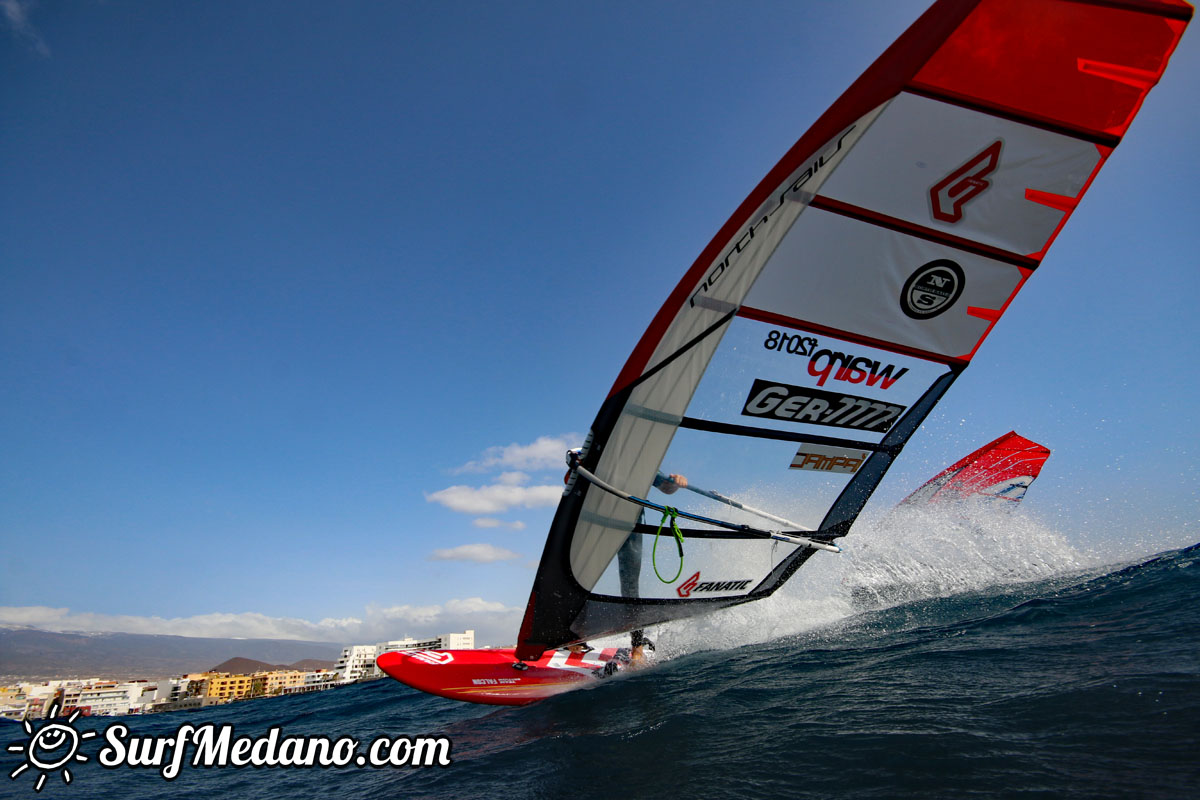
top-left (653, 472), bottom-right (688, 495)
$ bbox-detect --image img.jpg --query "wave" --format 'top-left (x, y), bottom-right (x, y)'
top-left (3, 540), bottom-right (1194, 799)
top-left (642, 502), bottom-right (1101, 656)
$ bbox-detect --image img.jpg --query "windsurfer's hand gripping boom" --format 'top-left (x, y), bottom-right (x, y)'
top-left (564, 449), bottom-right (840, 553)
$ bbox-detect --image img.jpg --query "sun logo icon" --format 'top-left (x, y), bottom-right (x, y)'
top-left (6, 702), bottom-right (96, 792)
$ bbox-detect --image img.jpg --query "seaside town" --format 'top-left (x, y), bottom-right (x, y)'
top-left (0, 631), bottom-right (474, 721)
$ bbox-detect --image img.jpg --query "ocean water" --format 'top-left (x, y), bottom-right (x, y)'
top-left (4, 522), bottom-right (1198, 799)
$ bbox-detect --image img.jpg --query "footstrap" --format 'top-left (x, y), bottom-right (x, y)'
top-left (652, 506), bottom-right (685, 583)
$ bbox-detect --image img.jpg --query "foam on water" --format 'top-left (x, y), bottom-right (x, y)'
top-left (650, 501), bottom-right (1095, 658)
top-left (837, 503), bottom-right (1093, 604)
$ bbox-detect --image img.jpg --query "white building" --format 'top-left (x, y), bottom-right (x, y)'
top-left (377, 630), bottom-right (474, 655)
top-left (68, 682), bottom-right (144, 717)
top-left (281, 671), bottom-right (339, 694)
top-left (136, 679), bottom-right (185, 712)
top-left (334, 645), bottom-right (380, 682)
top-left (20, 683), bottom-right (68, 720)
top-left (439, 630), bottom-right (474, 650)
top-left (336, 630), bottom-right (476, 682)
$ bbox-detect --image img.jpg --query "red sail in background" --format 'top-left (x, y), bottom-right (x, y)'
top-left (901, 432), bottom-right (1051, 507)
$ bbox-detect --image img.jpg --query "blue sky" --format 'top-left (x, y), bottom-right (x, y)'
top-left (2, 1), bottom-right (1197, 647)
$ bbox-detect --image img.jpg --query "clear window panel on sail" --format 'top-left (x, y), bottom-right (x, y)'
top-left (687, 316), bottom-right (951, 445)
top-left (588, 426), bottom-right (855, 601)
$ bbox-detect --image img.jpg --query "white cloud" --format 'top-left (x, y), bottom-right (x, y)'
top-left (455, 434), bottom-right (580, 473)
top-left (364, 598), bottom-right (522, 646)
top-left (443, 597), bottom-right (510, 613)
top-left (425, 482), bottom-right (560, 514)
top-left (472, 517), bottom-right (526, 530)
top-left (428, 434), bottom-right (576, 528)
top-left (0, 599), bottom-right (524, 647)
top-left (0, 605), bottom-right (358, 642)
top-left (2, 0), bottom-right (49, 56)
top-left (428, 543), bottom-right (521, 563)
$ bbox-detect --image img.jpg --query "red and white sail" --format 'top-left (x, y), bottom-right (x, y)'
top-left (517, 0), bottom-right (1191, 660)
top-left (900, 431), bottom-right (1052, 507)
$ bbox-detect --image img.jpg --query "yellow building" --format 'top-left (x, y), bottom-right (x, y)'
top-left (204, 673), bottom-right (255, 701)
top-left (180, 672), bottom-right (220, 698)
top-left (257, 670), bottom-right (306, 696)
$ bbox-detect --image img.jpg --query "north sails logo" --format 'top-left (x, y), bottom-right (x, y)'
top-left (676, 572), bottom-right (752, 598)
top-left (900, 259), bottom-right (965, 320)
top-left (930, 140), bottom-right (1002, 224)
top-left (409, 651), bottom-right (454, 666)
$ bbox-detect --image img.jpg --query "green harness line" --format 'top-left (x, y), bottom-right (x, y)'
top-left (565, 460), bottom-right (840, 589)
top-left (652, 506), bottom-right (685, 583)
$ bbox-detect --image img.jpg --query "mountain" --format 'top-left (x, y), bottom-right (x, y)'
top-left (0, 627), bottom-right (343, 682)
top-left (209, 657), bottom-right (286, 674)
top-left (208, 657), bottom-right (336, 674)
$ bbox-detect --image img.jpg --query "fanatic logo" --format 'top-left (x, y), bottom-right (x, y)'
top-left (677, 572), bottom-right (701, 598)
top-left (409, 651), bottom-right (455, 666)
top-left (929, 140), bottom-right (1002, 224)
top-left (676, 572), bottom-right (752, 597)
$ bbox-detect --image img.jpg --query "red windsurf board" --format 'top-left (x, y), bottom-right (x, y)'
top-left (376, 647), bottom-right (619, 706)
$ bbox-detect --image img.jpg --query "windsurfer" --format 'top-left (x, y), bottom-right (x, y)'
top-left (564, 449), bottom-right (685, 668)
top-left (617, 471), bottom-right (687, 666)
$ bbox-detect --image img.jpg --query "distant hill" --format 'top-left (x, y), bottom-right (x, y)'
top-left (209, 657), bottom-right (283, 674)
top-left (0, 627), bottom-right (343, 682)
top-left (208, 657), bottom-right (336, 674)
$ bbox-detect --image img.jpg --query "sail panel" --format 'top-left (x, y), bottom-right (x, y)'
top-left (912, 0), bottom-right (1189, 138)
top-left (608, 107), bottom-right (887, 398)
top-left (685, 318), bottom-right (951, 443)
top-left (741, 206), bottom-right (1028, 361)
top-left (567, 314), bottom-right (734, 591)
top-left (815, 92), bottom-right (1106, 258)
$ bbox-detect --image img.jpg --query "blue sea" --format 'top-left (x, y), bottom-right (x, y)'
top-left (4, 535), bottom-right (1198, 799)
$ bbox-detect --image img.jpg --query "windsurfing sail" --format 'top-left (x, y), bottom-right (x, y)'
top-left (900, 431), bottom-right (1051, 507)
top-left (516, 0), bottom-right (1191, 661)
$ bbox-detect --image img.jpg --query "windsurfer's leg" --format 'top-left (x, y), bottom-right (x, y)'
top-left (617, 532), bottom-right (642, 597)
top-left (629, 629), bottom-right (653, 667)
top-left (618, 533), bottom-right (646, 653)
